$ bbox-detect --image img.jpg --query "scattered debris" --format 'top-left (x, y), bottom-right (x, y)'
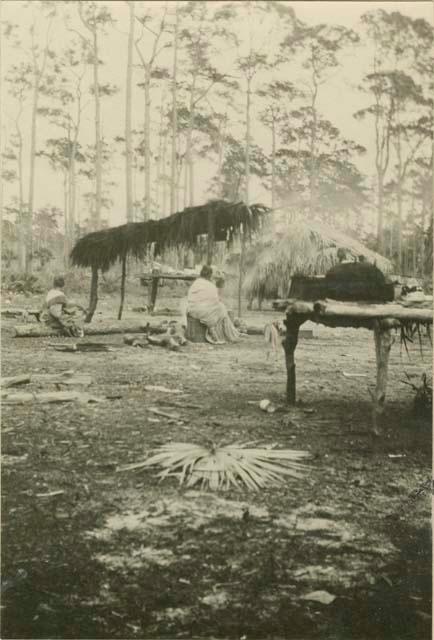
top-left (201, 591), bottom-right (229, 608)
top-left (259, 399), bottom-right (276, 413)
top-left (123, 335), bottom-right (149, 348)
top-left (2, 454), bottom-right (28, 465)
top-left (342, 372), bottom-right (368, 378)
top-left (300, 590), bottom-right (336, 605)
top-left (35, 490), bottom-right (65, 498)
top-left (147, 407), bottom-right (181, 420)
top-left (144, 385), bottom-right (183, 394)
top-left (48, 342), bottom-right (115, 353)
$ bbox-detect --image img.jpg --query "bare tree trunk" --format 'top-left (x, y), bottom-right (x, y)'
top-left (308, 75), bottom-right (318, 219)
top-left (170, 2), bottom-right (179, 214)
top-left (125, 1), bottom-right (135, 223)
top-left (377, 174), bottom-right (384, 254)
top-left (162, 131), bottom-right (168, 214)
top-left (216, 114), bottom-right (226, 198)
top-left (186, 71), bottom-right (198, 207)
top-left (15, 112), bottom-right (26, 271)
top-left (69, 89), bottom-right (82, 253)
top-left (238, 74), bottom-right (252, 318)
top-left (271, 114), bottom-right (276, 210)
top-left (395, 109), bottom-right (403, 272)
top-left (144, 69), bottom-right (151, 220)
top-left (63, 171), bottom-right (69, 265)
top-left (93, 22), bottom-right (102, 230)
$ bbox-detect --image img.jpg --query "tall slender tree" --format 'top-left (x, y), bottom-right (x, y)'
top-left (170, 2), bottom-right (180, 214)
top-left (77, 1), bottom-right (112, 231)
top-left (135, 3), bottom-right (169, 221)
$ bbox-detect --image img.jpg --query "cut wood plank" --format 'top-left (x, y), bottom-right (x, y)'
top-left (313, 300), bottom-right (433, 322)
top-left (14, 321), bottom-right (171, 338)
top-left (0, 375), bottom-right (31, 388)
top-left (279, 298), bottom-right (433, 323)
top-left (1, 391), bottom-right (103, 404)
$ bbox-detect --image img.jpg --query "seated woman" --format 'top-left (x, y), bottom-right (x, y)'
top-left (41, 276), bottom-right (85, 337)
top-left (186, 266), bottom-right (240, 344)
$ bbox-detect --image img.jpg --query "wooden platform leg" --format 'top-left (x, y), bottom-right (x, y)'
top-left (85, 266), bottom-right (99, 324)
top-left (148, 275), bottom-right (160, 312)
top-left (372, 320), bottom-right (395, 434)
top-left (282, 317), bottom-right (302, 405)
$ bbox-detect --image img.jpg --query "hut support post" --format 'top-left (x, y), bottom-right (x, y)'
top-left (371, 320), bottom-right (395, 433)
top-left (148, 276), bottom-right (160, 312)
top-left (237, 225), bottom-right (245, 318)
top-left (283, 316), bottom-right (303, 404)
top-left (85, 266), bottom-right (99, 324)
top-left (117, 252), bottom-right (127, 320)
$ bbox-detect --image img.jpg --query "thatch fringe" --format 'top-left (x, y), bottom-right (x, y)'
top-left (71, 200), bottom-right (269, 272)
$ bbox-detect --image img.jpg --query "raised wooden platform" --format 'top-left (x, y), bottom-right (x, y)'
top-left (281, 298), bottom-right (432, 433)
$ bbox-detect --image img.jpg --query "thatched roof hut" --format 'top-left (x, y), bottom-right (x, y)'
top-left (71, 200), bottom-right (268, 272)
top-left (243, 217), bottom-right (393, 301)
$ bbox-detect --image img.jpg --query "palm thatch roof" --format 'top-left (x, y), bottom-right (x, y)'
top-left (71, 200), bottom-right (269, 272)
top-left (243, 217), bottom-right (393, 300)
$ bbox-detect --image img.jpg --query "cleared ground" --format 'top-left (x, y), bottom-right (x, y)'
top-left (1, 292), bottom-right (432, 639)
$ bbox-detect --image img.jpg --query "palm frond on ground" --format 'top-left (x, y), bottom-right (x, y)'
top-left (117, 442), bottom-right (310, 491)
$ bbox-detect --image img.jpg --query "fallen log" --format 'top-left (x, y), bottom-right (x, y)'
top-left (14, 321), bottom-right (171, 338)
top-left (0, 371), bottom-right (91, 387)
top-left (1, 391), bottom-right (102, 404)
top-left (48, 342), bottom-right (118, 353)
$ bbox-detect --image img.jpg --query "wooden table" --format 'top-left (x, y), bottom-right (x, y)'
top-left (140, 272), bottom-right (196, 311)
top-left (274, 298), bottom-right (432, 427)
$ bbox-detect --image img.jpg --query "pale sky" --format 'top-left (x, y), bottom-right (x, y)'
top-left (1, 1), bottom-right (433, 231)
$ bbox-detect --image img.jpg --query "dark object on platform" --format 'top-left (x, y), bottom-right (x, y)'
top-left (289, 263), bottom-right (394, 303)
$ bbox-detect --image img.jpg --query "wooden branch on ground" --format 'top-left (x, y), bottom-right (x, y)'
top-left (14, 321), bottom-right (171, 338)
top-left (1, 391), bottom-right (103, 404)
top-left (1, 371), bottom-right (92, 387)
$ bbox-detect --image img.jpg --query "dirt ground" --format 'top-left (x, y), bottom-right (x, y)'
top-left (1, 292), bottom-right (432, 639)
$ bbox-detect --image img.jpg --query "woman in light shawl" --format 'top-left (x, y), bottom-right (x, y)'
top-left (41, 276), bottom-right (85, 337)
top-left (186, 266), bottom-right (240, 344)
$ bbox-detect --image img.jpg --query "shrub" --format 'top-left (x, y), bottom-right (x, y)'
top-left (1, 271), bottom-right (44, 295)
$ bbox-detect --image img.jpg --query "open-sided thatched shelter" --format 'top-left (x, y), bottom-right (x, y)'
top-left (70, 200), bottom-right (269, 321)
top-left (243, 217), bottom-right (393, 305)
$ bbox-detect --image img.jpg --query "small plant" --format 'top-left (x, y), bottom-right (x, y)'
top-left (118, 441), bottom-right (310, 491)
top-left (402, 372), bottom-right (432, 418)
